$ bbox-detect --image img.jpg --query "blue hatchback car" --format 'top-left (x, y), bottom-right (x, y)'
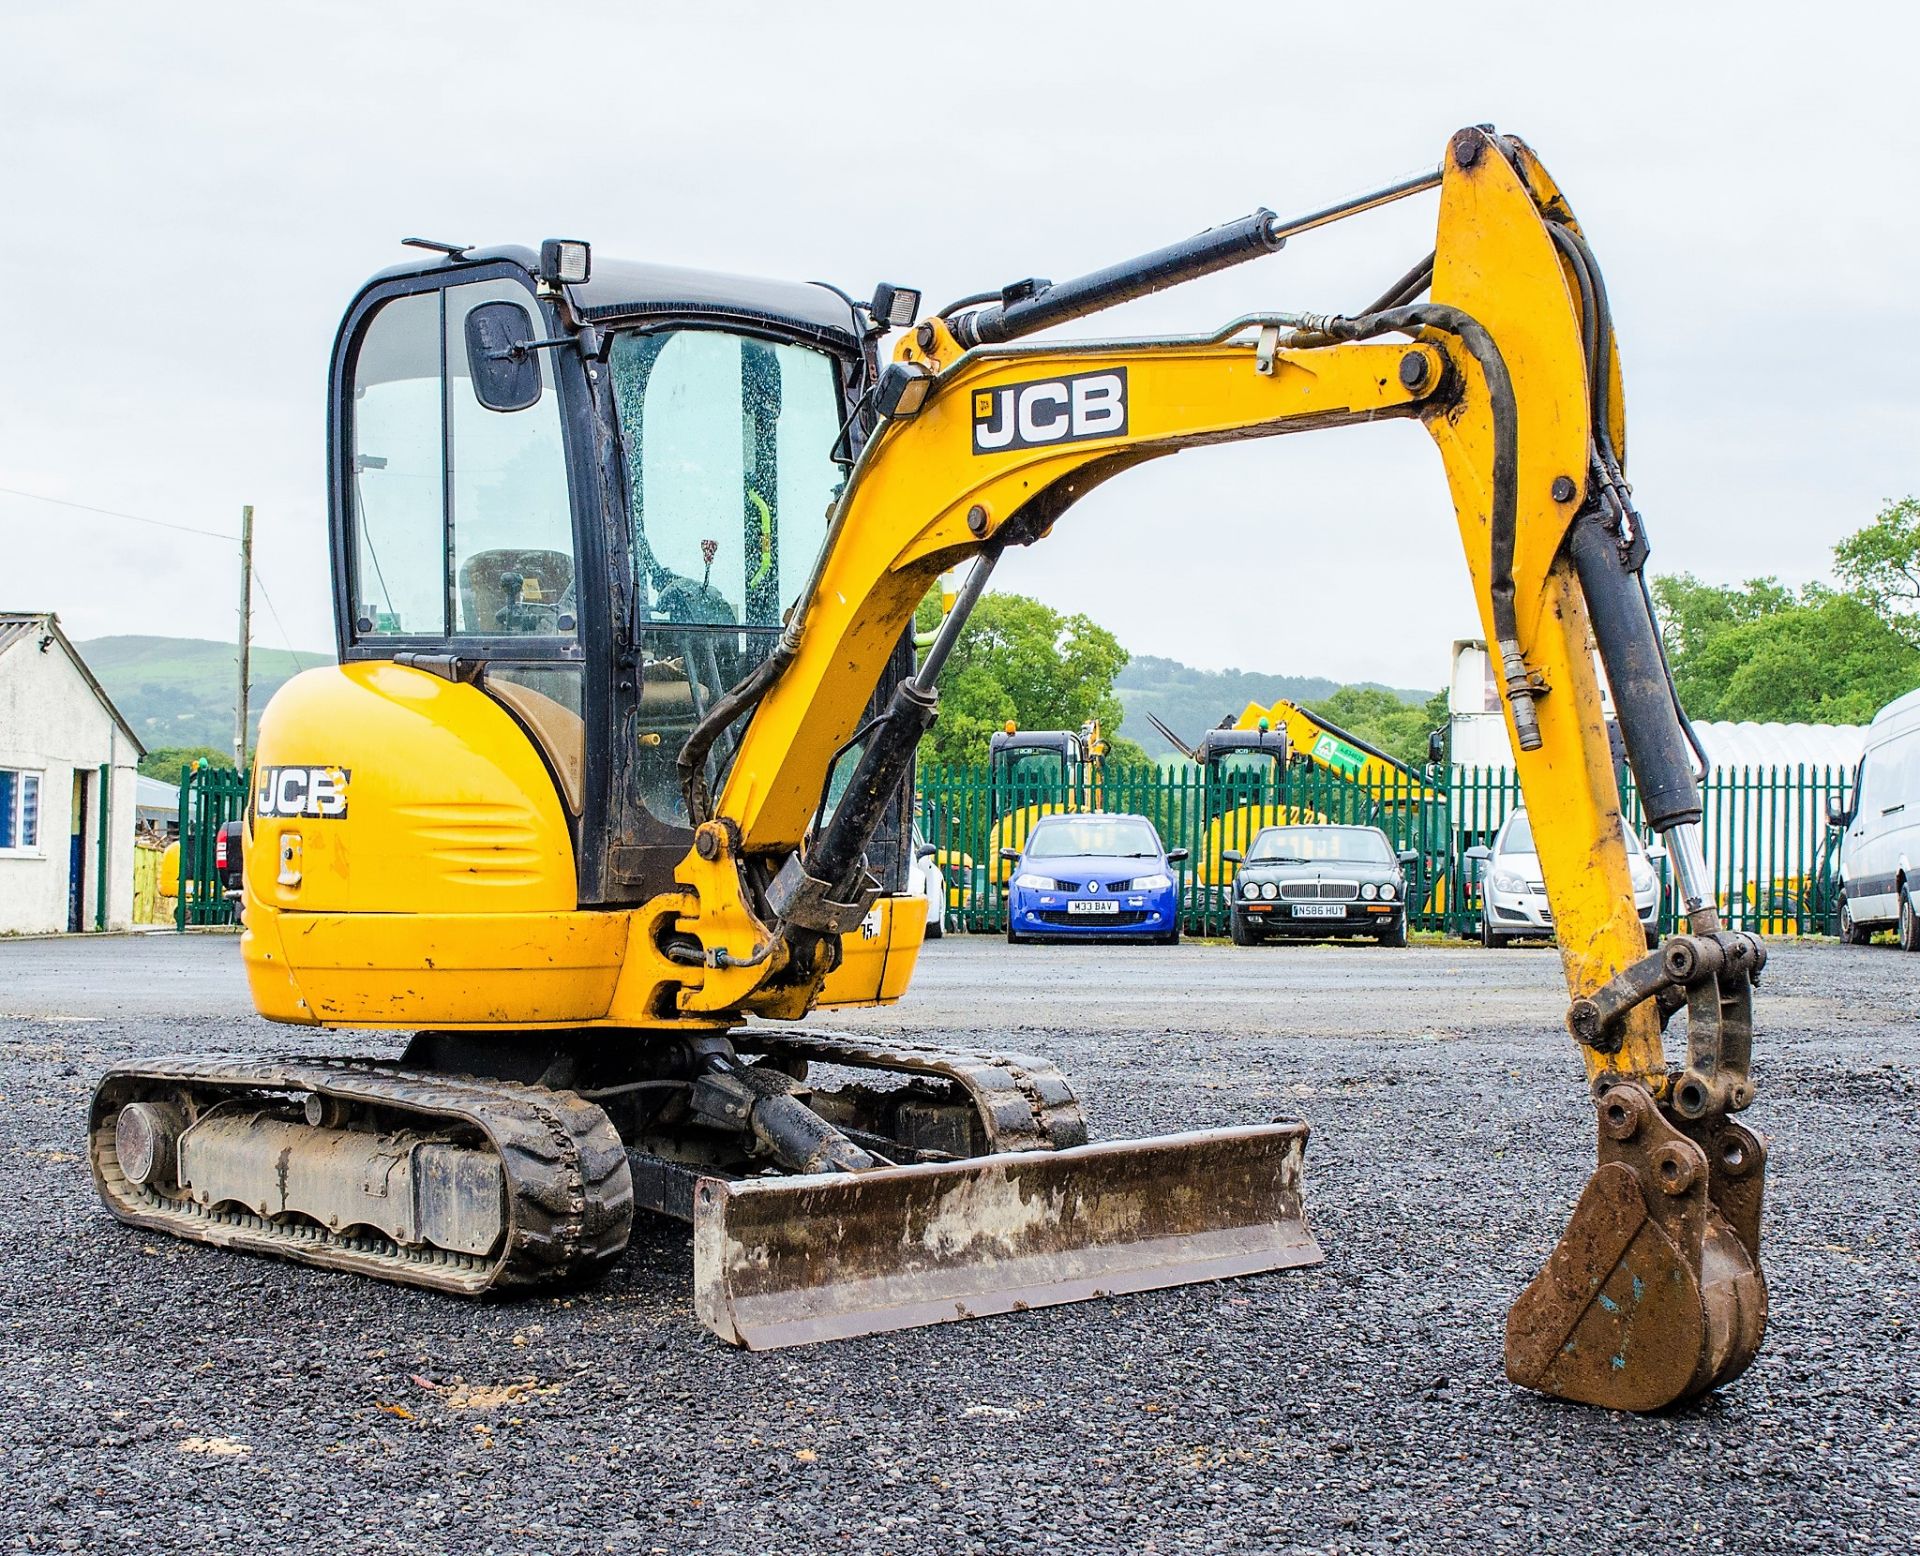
top-left (1002, 813), bottom-right (1187, 945)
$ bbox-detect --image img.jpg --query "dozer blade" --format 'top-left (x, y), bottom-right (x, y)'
top-left (1504, 1083), bottom-right (1768, 1411)
top-left (692, 1123), bottom-right (1321, 1349)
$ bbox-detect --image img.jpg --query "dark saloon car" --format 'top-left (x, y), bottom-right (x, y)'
top-left (1224, 824), bottom-right (1415, 946)
top-left (1002, 813), bottom-right (1187, 944)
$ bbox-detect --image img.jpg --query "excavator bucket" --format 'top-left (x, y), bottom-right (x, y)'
top-left (691, 1123), bottom-right (1320, 1349)
top-left (1504, 1084), bottom-right (1768, 1411)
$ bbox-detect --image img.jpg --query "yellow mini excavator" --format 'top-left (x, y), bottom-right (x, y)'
top-left (91, 127), bottom-right (1768, 1411)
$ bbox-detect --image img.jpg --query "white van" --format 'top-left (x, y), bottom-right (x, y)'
top-left (1832, 687), bottom-right (1920, 948)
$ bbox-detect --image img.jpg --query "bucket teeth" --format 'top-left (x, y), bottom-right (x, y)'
top-left (1504, 1082), bottom-right (1767, 1410)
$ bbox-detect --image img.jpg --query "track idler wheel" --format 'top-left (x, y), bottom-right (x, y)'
top-left (1504, 1082), bottom-right (1767, 1411)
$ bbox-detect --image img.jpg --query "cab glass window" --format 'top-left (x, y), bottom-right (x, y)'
top-left (349, 292), bottom-right (445, 635)
top-left (610, 330), bottom-right (843, 630)
top-left (346, 277), bottom-right (577, 642)
top-left (999, 749), bottom-right (1068, 789)
top-left (1214, 750), bottom-right (1276, 781)
top-left (447, 281), bottom-right (576, 636)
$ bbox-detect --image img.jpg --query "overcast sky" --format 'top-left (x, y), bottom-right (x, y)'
top-left (3, 1), bottom-right (1914, 691)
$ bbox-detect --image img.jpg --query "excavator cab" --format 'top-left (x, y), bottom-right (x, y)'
top-left (1189, 723), bottom-right (1298, 907)
top-left (333, 249), bottom-right (913, 910)
top-left (1194, 724), bottom-right (1292, 822)
top-left (1140, 715), bottom-right (1303, 895)
top-left (988, 727), bottom-right (1086, 808)
top-left (984, 725), bottom-right (1092, 885)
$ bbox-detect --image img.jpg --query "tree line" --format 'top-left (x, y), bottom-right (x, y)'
top-left (912, 590), bottom-right (1448, 769)
top-left (1653, 496), bottom-right (1920, 724)
top-left (916, 496), bottom-right (1920, 768)
top-left (141, 496), bottom-right (1920, 784)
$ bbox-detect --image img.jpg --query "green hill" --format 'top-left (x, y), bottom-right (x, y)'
top-left (76, 635), bottom-right (334, 752)
top-left (1116, 654), bottom-right (1432, 759)
top-left (74, 634), bottom-right (1432, 767)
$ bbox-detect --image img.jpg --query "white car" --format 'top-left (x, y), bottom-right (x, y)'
top-left (910, 830), bottom-right (946, 939)
top-left (1475, 808), bottom-right (1662, 949)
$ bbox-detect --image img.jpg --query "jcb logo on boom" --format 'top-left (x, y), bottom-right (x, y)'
top-left (256, 766), bottom-right (350, 820)
top-left (972, 368), bottom-right (1127, 454)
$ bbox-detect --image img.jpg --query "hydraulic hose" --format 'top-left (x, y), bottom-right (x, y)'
top-left (1282, 303), bottom-right (1533, 750)
top-left (1545, 227), bottom-right (1616, 465)
top-left (1548, 219), bottom-right (1712, 785)
top-left (1360, 250), bottom-right (1436, 317)
top-left (679, 641), bottom-right (793, 827)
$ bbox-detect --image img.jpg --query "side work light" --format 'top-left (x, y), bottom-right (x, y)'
top-left (872, 361), bottom-right (933, 421)
top-left (539, 239), bottom-right (592, 285)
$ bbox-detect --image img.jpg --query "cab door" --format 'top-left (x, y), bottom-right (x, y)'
top-left (1847, 742), bottom-right (1896, 924)
top-left (331, 266), bottom-right (605, 883)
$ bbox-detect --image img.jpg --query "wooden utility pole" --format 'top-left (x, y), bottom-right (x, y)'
top-left (234, 504), bottom-right (254, 772)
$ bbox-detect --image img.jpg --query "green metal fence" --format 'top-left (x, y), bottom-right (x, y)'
top-left (175, 764), bottom-right (247, 929)
top-left (1694, 763), bottom-right (1852, 936)
top-left (918, 760), bottom-right (1854, 939)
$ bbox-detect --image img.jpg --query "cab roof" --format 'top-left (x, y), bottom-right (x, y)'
top-left (990, 730), bottom-right (1081, 753)
top-left (366, 244), bottom-right (864, 354)
top-left (1196, 729), bottom-right (1288, 758)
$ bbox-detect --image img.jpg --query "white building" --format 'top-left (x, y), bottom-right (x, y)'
top-left (0, 612), bottom-right (145, 933)
top-left (1447, 639), bottom-right (1867, 774)
top-left (1450, 638), bottom-right (1627, 767)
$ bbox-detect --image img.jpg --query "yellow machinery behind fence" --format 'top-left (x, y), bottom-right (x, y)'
top-left (1146, 713), bottom-right (1308, 888)
top-left (1149, 703), bottom-right (1445, 892)
top-left (91, 129), bottom-right (1769, 1411)
top-left (1242, 699), bottom-right (1440, 790)
top-left (982, 720), bottom-right (1105, 882)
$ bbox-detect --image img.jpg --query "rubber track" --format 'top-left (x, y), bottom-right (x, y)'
top-left (90, 1055), bottom-right (634, 1295)
top-left (735, 1030), bottom-right (1089, 1151)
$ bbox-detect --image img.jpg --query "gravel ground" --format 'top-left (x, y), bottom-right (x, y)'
top-left (1, 932), bottom-right (1915, 1553)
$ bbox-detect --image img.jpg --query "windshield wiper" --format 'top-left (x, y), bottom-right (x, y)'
top-left (1258, 855), bottom-right (1310, 863)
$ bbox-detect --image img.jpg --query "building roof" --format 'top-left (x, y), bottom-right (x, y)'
top-left (1689, 720), bottom-right (1865, 772)
top-left (0, 611), bottom-right (147, 757)
top-left (134, 774), bottom-right (180, 817)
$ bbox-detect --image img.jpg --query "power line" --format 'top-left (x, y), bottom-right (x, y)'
top-left (0, 483), bottom-right (240, 540)
top-left (250, 567), bottom-right (312, 672)
top-left (4, 482), bottom-right (324, 665)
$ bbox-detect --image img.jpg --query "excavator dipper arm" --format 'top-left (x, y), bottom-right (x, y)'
top-left (671, 126), bottom-right (1767, 1409)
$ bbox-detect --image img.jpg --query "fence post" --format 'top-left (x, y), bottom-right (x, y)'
top-left (174, 764), bottom-right (191, 932)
